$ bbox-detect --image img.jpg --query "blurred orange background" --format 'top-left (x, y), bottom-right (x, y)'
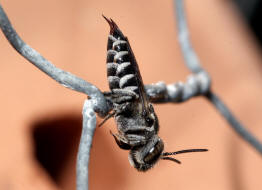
top-left (1, 0), bottom-right (262, 189)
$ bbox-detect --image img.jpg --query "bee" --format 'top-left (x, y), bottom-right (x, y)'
top-left (101, 16), bottom-right (207, 171)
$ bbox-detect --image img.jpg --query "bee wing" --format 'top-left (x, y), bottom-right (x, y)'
top-left (125, 37), bottom-right (150, 115)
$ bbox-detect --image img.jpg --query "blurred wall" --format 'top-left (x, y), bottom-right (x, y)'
top-left (0, 0), bottom-right (262, 190)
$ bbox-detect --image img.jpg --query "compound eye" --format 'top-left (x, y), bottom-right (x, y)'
top-left (145, 117), bottom-right (154, 127)
top-left (143, 140), bottom-right (163, 164)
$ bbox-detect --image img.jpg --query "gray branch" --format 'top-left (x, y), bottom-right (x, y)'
top-left (0, 4), bottom-right (109, 117)
top-left (174, 0), bottom-right (262, 154)
top-left (145, 71), bottom-right (210, 103)
top-left (77, 99), bottom-right (97, 190)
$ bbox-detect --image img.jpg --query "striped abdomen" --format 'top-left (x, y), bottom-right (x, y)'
top-left (106, 34), bottom-right (138, 95)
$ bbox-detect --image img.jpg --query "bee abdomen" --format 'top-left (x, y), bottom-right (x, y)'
top-left (107, 62), bottom-right (118, 76)
top-left (106, 35), bottom-right (138, 96)
top-left (107, 50), bottom-right (117, 63)
top-left (112, 40), bottom-right (128, 51)
top-left (107, 35), bottom-right (117, 50)
top-left (123, 86), bottom-right (138, 94)
top-left (107, 76), bottom-right (120, 89)
top-left (119, 74), bottom-right (137, 88)
top-left (114, 51), bottom-right (129, 64)
top-left (116, 62), bottom-right (134, 77)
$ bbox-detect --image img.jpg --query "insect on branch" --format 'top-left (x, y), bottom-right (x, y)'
top-left (1, 2), bottom-right (262, 190)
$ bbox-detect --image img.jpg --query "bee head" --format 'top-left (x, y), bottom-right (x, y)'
top-left (128, 135), bottom-right (164, 171)
top-left (128, 135), bottom-right (208, 172)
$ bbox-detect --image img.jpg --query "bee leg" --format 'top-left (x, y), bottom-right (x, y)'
top-left (104, 91), bottom-right (134, 104)
top-left (110, 130), bottom-right (131, 150)
top-left (112, 102), bottom-right (134, 118)
top-left (124, 126), bottom-right (155, 133)
top-left (114, 95), bottom-right (134, 104)
top-left (125, 134), bottom-right (147, 147)
top-left (98, 110), bottom-right (116, 127)
top-left (111, 89), bottom-right (137, 97)
top-left (110, 89), bottom-right (138, 103)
